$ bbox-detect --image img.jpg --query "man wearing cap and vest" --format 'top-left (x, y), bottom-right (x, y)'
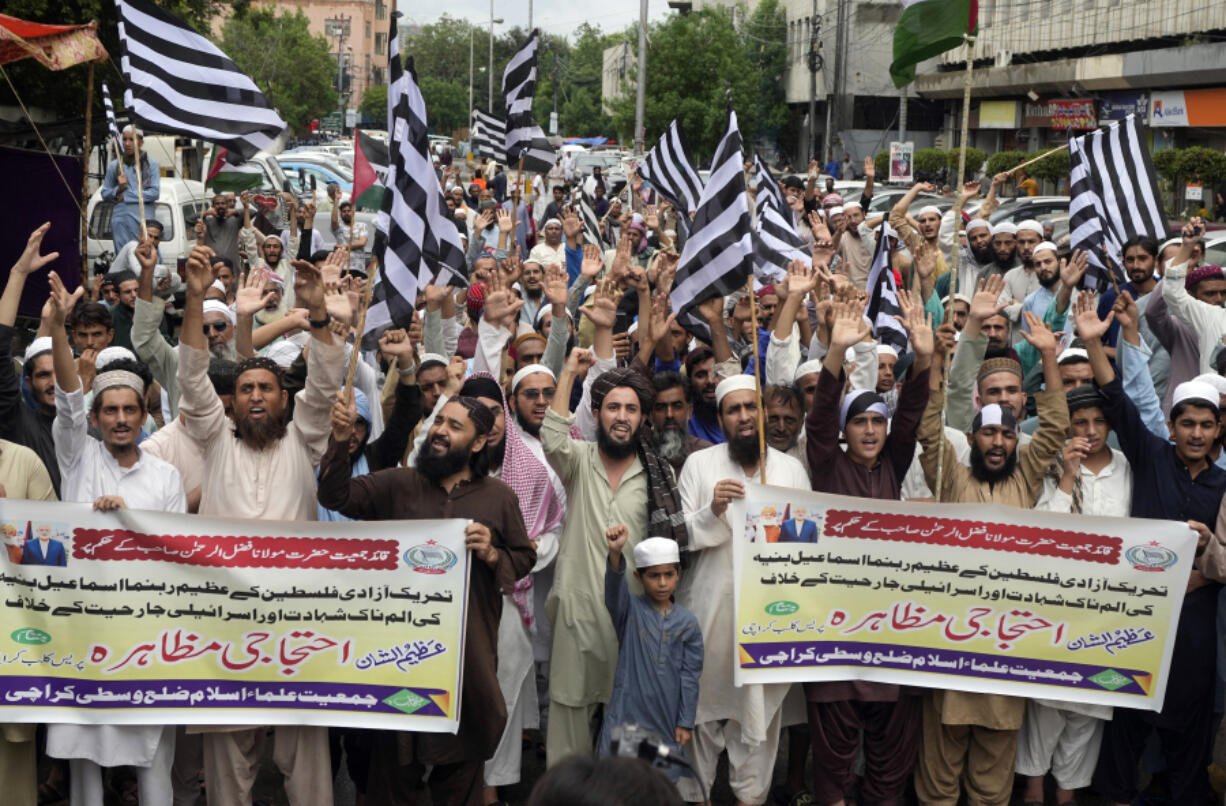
top-left (805, 293), bottom-right (933, 806)
top-left (915, 309), bottom-right (1068, 806)
top-left (675, 373), bottom-right (809, 806)
top-left (44, 269), bottom-right (185, 806)
top-left (1075, 284), bottom-right (1226, 806)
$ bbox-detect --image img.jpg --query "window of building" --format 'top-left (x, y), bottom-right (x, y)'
top-left (371, 67), bottom-right (385, 85)
top-left (375, 0), bottom-right (387, 21)
top-left (375, 32), bottom-right (386, 52)
top-left (365, 20), bottom-right (371, 38)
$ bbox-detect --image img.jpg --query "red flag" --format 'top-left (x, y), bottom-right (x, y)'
top-left (353, 128), bottom-right (388, 209)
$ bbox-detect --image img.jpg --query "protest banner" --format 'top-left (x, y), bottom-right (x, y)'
top-left (732, 483), bottom-right (1194, 711)
top-left (0, 500), bottom-right (471, 731)
top-left (889, 141), bottom-right (913, 183)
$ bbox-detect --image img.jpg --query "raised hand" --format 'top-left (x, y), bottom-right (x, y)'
top-left (606, 523), bottom-right (629, 558)
top-left (133, 237), bottom-right (158, 275)
top-left (958, 180), bottom-right (980, 202)
top-left (544, 263), bottom-right (568, 306)
top-left (828, 299), bottom-right (871, 351)
top-left (610, 234), bottom-right (634, 281)
top-left (1019, 311), bottom-right (1059, 354)
top-left (565, 346), bottom-right (595, 375)
top-left (330, 389), bottom-right (356, 442)
top-left (324, 280), bottom-right (354, 326)
top-left (290, 259), bottom-right (326, 313)
top-left (583, 279), bottom-right (619, 330)
top-left (895, 289), bottom-right (933, 357)
top-left (378, 327), bottom-right (416, 361)
top-left (1059, 249), bottom-right (1090, 289)
top-left (184, 244), bottom-right (217, 296)
top-left (863, 155), bottom-right (875, 179)
top-left (1073, 290), bottom-right (1112, 343)
top-left (14, 222), bottom-right (59, 277)
top-left (235, 270), bottom-right (275, 317)
top-left (580, 244), bottom-right (604, 280)
top-left (1112, 290), bottom-right (1139, 339)
top-left (482, 270), bottom-right (524, 329)
top-left (785, 260), bottom-right (817, 297)
top-left (968, 274), bottom-right (1007, 324)
top-left (321, 247), bottom-right (347, 285)
top-left (498, 253), bottom-right (523, 287)
top-left (562, 209), bottom-right (583, 241)
top-left (496, 207), bottom-right (515, 234)
top-left (913, 242), bottom-right (938, 281)
top-left (933, 320), bottom-right (957, 357)
top-left (696, 294), bottom-right (725, 325)
top-left (46, 272), bottom-right (84, 328)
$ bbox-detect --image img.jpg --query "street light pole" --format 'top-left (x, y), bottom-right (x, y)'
top-left (469, 28), bottom-right (474, 117)
top-left (488, 0), bottom-right (496, 112)
top-left (633, 0), bottom-right (647, 154)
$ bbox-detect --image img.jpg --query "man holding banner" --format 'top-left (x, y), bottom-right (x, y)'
top-left (318, 390), bottom-right (535, 804)
top-left (915, 309), bottom-right (1068, 806)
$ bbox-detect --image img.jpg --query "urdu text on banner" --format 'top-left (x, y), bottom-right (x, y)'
top-left (731, 483), bottom-right (1194, 711)
top-left (0, 500), bottom-right (471, 731)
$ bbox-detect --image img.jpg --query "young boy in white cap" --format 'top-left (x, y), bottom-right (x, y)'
top-left (597, 525), bottom-right (703, 783)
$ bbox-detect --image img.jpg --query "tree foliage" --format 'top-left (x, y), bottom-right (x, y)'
top-left (913, 148), bottom-right (947, 180)
top-left (220, 7), bottom-right (335, 132)
top-left (946, 147), bottom-right (987, 179)
top-left (418, 75), bottom-right (468, 134)
top-left (1028, 148), bottom-right (1070, 184)
top-left (360, 85), bottom-right (387, 127)
top-left (1176, 146), bottom-right (1226, 185)
top-left (985, 150), bottom-right (1028, 176)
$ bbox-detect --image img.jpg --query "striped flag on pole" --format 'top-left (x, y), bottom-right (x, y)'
top-left (865, 222), bottom-right (909, 354)
top-left (471, 109), bottom-right (507, 163)
top-left (1069, 114), bottom-right (1165, 292)
top-left (638, 120), bottom-right (705, 215)
top-left (754, 201), bottom-right (810, 282)
top-left (501, 30), bottom-right (555, 174)
top-left (365, 13), bottom-right (467, 339)
top-left (115, 0), bottom-right (286, 162)
top-left (102, 82), bottom-right (122, 153)
top-left (572, 186), bottom-right (604, 247)
top-left (671, 109), bottom-right (754, 330)
top-left (753, 152), bottom-right (788, 218)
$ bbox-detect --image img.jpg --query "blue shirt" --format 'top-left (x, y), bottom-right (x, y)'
top-left (688, 410), bottom-right (724, 444)
top-left (1019, 284), bottom-right (1056, 333)
top-left (597, 555), bottom-right (703, 776)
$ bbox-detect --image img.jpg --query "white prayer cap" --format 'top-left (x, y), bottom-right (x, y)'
top-left (511, 363), bottom-right (556, 392)
top-left (633, 537), bottom-right (680, 569)
top-left (965, 218), bottom-right (990, 233)
top-left (991, 221), bottom-right (1018, 236)
top-left (828, 206), bottom-right (844, 216)
top-left (1193, 373), bottom-right (1226, 398)
top-left (1033, 241), bottom-right (1058, 257)
top-left (419, 353), bottom-right (449, 369)
top-left (715, 374), bottom-right (757, 408)
top-left (1057, 347), bottom-right (1089, 365)
top-left (202, 299), bottom-right (237, 326)
top-left (793, 359), bottom-right (823, 383)
top-left (210, 279), bottom-right (226, 294)
top-left (95, 346), bottom-right (137, 371)
top-left (916, 205), bottom-right (942, 218)
top-left (1017, 219), bottom-right (1044, 235)
top-left (264, 340), bottom-right (302, 369)
top-left (972, 402), bottom-right (1019, 433)
top-left (877, 344), bottom-right (899, 358)
top-left (1172, 380), bottom-right (1221, 412)
top-left (940, 293), bottom-right (972, 307)
top-left (261, 232), bottom-right (282, 245)
top-left (842, 201), bottom-right (862, 211)
top-left (93, 369), bottom-right (145, 397)
top-left (23, 337), bottom-right (52, 362)
top-left (121, 124), bottom-right (143, 138)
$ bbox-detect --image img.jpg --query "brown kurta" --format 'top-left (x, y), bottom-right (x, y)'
top-left (316, 438), bottom-right (536, 764)
top-left (805, 363), bottom-right (929, 703)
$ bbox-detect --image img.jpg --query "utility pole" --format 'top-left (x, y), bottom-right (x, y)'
top-left (529, 0), bottom-right (533, 32)
top-left (634, 0), bottom-right (648, 154)
top-left (899, 86), bottom-right (908, 141)
top-left (488, 0), bottom-right (496, 112)
top-left (807, 8), bottom-right (821, 162)
top-left (469, 28), bottom-right (474, 119)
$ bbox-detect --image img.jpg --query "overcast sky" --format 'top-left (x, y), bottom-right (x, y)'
top-left (400, 0), bottom-right (672, 42)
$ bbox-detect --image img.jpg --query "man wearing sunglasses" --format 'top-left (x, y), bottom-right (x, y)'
top-left (201, 301), bottom-right (237, 361)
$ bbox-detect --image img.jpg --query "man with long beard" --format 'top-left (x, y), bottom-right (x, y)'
top-left (675, 374), bottom-right (810, 806)
top-left (915, 309), bottom-right (1068, 806)
top-left (935, 218), bottom-right (997, 300)
top-left (1018, 241), bottom-right (1062, 332)
top-left (176, 243), bottom-right (344, 806)
top-left (318, 392), bottom-right (535, 806)
top-left (651, 372), bottom-right (711, 474)
top-left (541, 355), bottom-right (688, 765)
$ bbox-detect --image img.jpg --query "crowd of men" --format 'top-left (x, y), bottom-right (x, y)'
top-left (5, 126), bottom-right (1226, 806)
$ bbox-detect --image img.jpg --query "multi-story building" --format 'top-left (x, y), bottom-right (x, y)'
top-left (914, 1), bottom-right (1226, 156)
top-left (602, 41), bottom-right (633, 117)
top-left (248, 0), bottom-right (391, 112)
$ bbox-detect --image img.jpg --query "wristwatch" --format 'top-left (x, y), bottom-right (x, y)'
top-left (308, 312), bottom-right (332, 329)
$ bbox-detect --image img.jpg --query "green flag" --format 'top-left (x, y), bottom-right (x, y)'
top-left (890, 0), bottom-right (978, 88)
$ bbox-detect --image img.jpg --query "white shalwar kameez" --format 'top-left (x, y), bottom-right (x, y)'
top-left (48, 384), bottom-right (187, 806)
top-left (675, 443), bottom-right (810, 805)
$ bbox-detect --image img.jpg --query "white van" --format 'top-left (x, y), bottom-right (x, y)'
top-left (85, 177), bottom-right (210, 280)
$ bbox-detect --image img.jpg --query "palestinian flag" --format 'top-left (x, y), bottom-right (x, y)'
top-left (890, 0), bottom-right (977, 88)
top-left (205, 144), bottom-right (262, 193)
top-left (353, 128), bottom-right (388, 210)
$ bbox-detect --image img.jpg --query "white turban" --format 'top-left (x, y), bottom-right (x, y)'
top-left (793, 359), bottom-right (824, 383)
top-left (1017, 219), bottom-right (1044, 235)
top-left (95, 346), bottom-right (137, 371)
top-left (511, 363), bottom-right (556, 393)
top-left (877, 344), bottom-right (899, 358)
top-left (965, 218), bottom-right (990, 233)
top-left (917, 205), bottom-right (942, 218)
top-left (1172, 380), bottom-right (1221, 412)
top-left (23, 337), bottom-right (52, 362)
top-left (992, 221), bottom-right (1018, 236)
top-left (264, 340), bottom-right (303, 369)
top-left (842, 201), bottom-right (862, 211)
top-left (714, 374), bottom-right (757, 408)
top-left (202, 300), bottom-right (237, 326)
top-left (1033, 241), bottom-right (1058, 258)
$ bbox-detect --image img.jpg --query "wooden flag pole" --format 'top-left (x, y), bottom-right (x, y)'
top-left (81, 61), bottom-right (95, 280)
top-left (934, 33), bottom-right (976, 505)
top-left (745, 281), bottom-right (767, 484)
top-left (131, 131), bottom-right (149, 242)
top-left (344, 255), bottom-right (381, 398)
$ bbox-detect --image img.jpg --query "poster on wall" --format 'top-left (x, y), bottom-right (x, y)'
top-left (889, 141), bottom-right (913, 183)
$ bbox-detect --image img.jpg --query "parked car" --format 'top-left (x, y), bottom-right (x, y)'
top-left (278, 160), bottom-right (353, 194)
top-left (1199, 234), bottom-right (1226, 267)
top-left (86, 178), bottom-right (209, 280)
top-left (988, 196), bottom-right (1070, 225)
top-left (575, 152), bottom-right (627, 195)
top-left (865, 190), bottom-right (947, 216)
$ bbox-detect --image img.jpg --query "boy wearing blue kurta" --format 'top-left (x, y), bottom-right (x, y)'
top-left (598, 527), bottom-right (704, 782)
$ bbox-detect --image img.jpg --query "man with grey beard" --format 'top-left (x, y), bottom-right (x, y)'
top-left (650, 372), bottom-right (711, 474)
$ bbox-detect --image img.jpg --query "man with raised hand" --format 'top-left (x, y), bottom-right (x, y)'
top-left (675, 374), bottom-right (809, 806)
top-left (176, 243), bottom-right (345, 806)
top-left (43, 269), bottom-right (184, 806)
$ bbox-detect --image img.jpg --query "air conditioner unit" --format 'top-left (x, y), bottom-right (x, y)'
top-left (995, 50), bottom-right (1012, 68)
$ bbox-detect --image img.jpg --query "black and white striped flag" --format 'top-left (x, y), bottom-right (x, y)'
top-left (1069, 114), bottom-right (1165, 292)
top-left (471, 108), bottom-right (507, 163)
top-left (638, 120), bottom-right (704, 215)
top-left (754, 200), bottom-right (810, 282)
top-left (115, 0), bottom-right (286, 163)
top-left (753, 152), bottom-right (787, 218)
top-left (572, 186), bottom-right (604, 246)
top-left (501, 30), bottom-right (555, 174)
top-left (671, 109), bottom-right (754, 329)
top-left (865, 222), bottom-right (908, 354)
top-left (365, 14), bottom-right (468, 339)
top-left (102, 82), bottom-right (123, 153)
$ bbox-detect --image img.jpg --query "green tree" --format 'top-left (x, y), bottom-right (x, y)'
top-left (741, 0), bottom-right (788, 143)
top-left (985, 150), bottom-right (1027, 176)
top-left (360, 85), bottom-right (387, 127)
top-left (1176, 146), bottom-right (1226, 186)
top-left (418, 76), bottom-right (469, 134)
top-left (913, 148), bottom-right (947, 180)
top-left (946, 147), bottom-right (987, 180)
top-left (1029, 148), bottom-right (1070, 185)
top-left (875, 149), bottom-right (890, 178)
top-left (221, 7), bottom-right (335, 132)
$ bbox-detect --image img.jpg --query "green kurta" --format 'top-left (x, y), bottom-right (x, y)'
top-left (540, 407), bottom-right (648, 707)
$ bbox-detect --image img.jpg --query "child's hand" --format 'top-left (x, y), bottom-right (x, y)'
top-left (675, 726), bottom-right (691, 747)
top-left (606, 524), bottom-right (629, 558)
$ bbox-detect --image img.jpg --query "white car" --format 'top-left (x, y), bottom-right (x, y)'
top-left (86, 177), bottom-right (210, 282)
